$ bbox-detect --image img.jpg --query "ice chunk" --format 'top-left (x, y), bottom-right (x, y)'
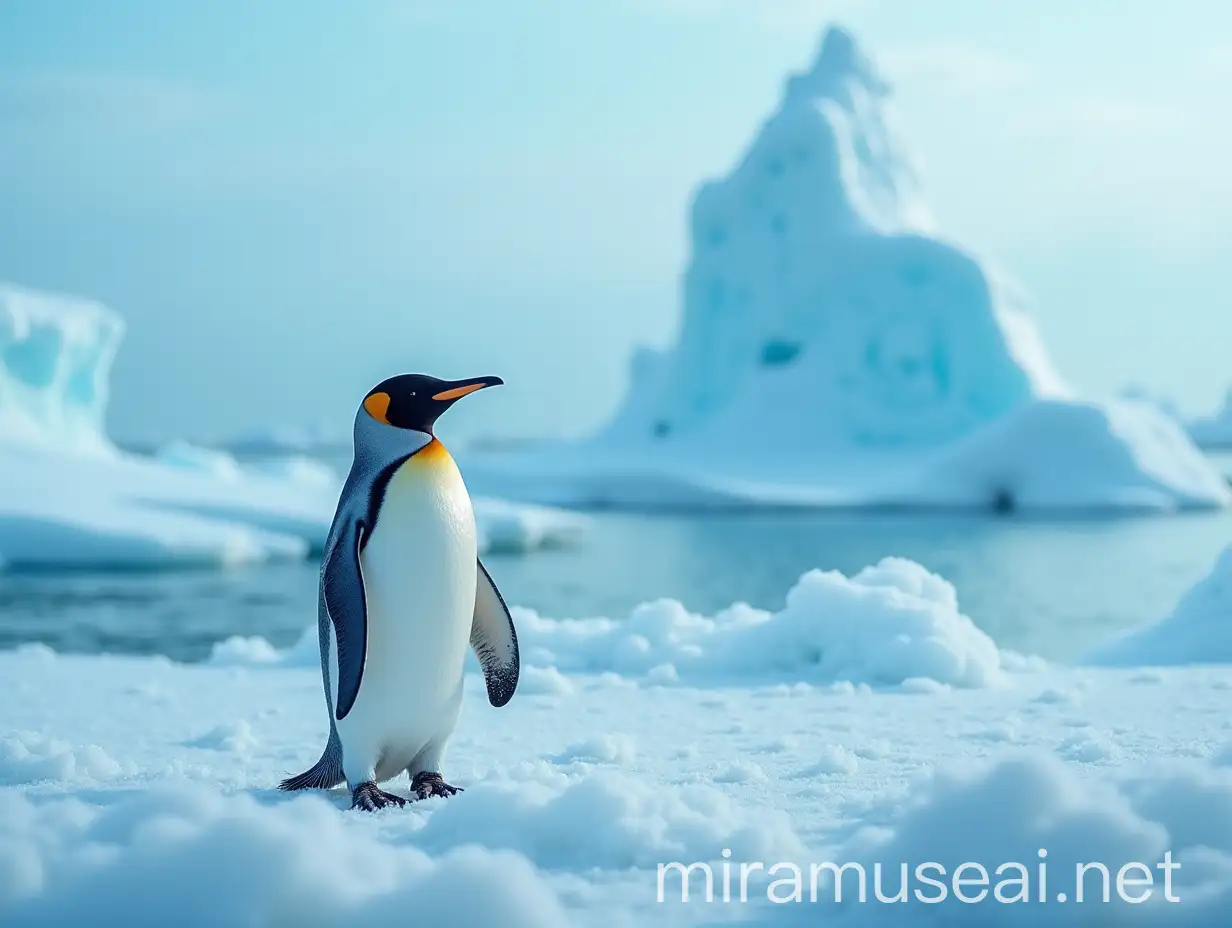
top-left (509, 557), bottom-right (1012, 688)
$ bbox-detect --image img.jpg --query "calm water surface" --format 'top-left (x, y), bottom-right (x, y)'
top-left (1, 493), bottom-right (1229, 664)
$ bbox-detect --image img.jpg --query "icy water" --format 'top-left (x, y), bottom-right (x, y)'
top-left (1, 452), bottom-right (1230, 665)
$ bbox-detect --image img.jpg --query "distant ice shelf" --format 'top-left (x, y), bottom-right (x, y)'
top-left (0, 284), bottom-right (586, 570)
top-left (0, 438), bottom-right (587, 569)
top-left (463, 26), bottom-right (1228, 514)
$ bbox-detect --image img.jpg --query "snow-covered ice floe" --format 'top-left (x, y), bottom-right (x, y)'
top-left (0, 284), bottom-right (587, 570)
top-left (4, 556), bottom-right (1232, 925)
top-left (463, 27), bottom-right (1228, 514)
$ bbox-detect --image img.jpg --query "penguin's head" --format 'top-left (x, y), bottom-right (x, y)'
top-left (360, 373), bottom-right (503, 435)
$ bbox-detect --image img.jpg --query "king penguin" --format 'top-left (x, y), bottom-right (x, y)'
top-left (279, 373), bottom-right (520, 812)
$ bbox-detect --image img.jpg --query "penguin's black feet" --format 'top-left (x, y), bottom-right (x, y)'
top-left (350, 781), bottom-right (407, 812)
top-left (411, 771), bottom-right (463, 801)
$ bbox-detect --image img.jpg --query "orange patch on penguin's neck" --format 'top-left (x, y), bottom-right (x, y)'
top-left (410, 437), bottom-right (452, 466)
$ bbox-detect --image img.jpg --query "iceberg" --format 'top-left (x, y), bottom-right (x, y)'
top-left (464, 26), bottom-right (1229, 514)
top-left (0, 284), bottom-right (586, 569)
top-left (1189, 388), bottom-right (1232, 450)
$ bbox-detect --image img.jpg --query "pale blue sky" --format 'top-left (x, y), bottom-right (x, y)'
top-left (2, 0), bottom-right (1230, 442)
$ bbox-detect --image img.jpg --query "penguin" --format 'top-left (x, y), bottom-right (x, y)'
top-left (279, 373), bottom-right (519, 812)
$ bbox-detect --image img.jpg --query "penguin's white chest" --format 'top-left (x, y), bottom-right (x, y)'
top-left (336, 442), bottom-right (477, 763)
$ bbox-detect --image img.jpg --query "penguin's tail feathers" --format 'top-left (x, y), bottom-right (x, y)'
top-left (278, 738), bottom-right (345, 792)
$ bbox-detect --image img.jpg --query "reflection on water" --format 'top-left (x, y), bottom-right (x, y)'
top-left (2, 503), bottom-right (1229, 664)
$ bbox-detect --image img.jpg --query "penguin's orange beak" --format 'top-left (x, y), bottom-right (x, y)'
top-left (432, 376), bottom-right (503, 402)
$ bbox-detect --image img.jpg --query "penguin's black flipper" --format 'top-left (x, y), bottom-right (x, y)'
top-left (322, 519), bottom-right (369, 721)
top-left (471, 558), bottom-right (519, 707)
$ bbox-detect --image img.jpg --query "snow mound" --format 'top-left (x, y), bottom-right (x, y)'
top-left (0, 283), bottom-right (587, 569)
top-left (0, 283), bottom-right (123, 454)
top-left (1084, 545), bottom-right (1232, 667)
top-left (464, 26), bottom-right (1227, 514)
top-left (208, 635), bottom-right (285, 666)
top-left (207, 624), bottom-right (326, 667)
top-left (184, 721), bottom-right (259, 754)
top-left (516, 558), bottom-right (1015, 688)
top-left (806, 744), bottom-right (861, 776)
top-left (802, 751), bottom-right (1232, 926)
top-left (1189, 388), bottom-right (1232, 450)
top-left (0, 731), bottom-right (127, 785)
top-left (516, 666), bottom-right (576, 697)
top-left (0, 785), bottom-right (571, 927)
top-left (550, 734), bottom-right (638, 766)
top-left (415, 772), bottom-right (806, 870)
